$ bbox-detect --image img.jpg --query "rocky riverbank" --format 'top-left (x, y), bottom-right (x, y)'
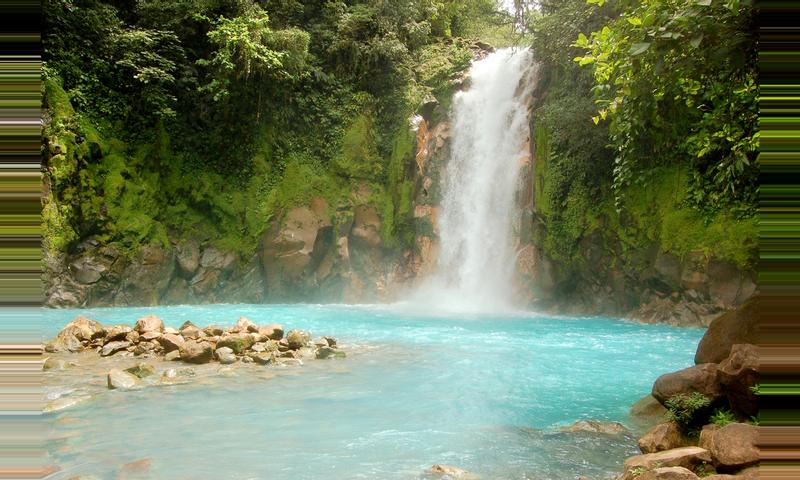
top-left (44, 314), bottom-right (347, 412)
top-left (614, 298), bottom-right (759, 480)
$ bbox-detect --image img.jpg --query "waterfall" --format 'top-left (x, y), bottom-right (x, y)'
top-left (417, 48), bottom-right (534, 313)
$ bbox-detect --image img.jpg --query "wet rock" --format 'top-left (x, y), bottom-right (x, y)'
top-left (623, 447), bottom-right (712, 480)
top-left (249, 353), bottom-right (275, 365)
top-left (107, 369), bottom-right (138, 390)
top-left (218, 366), bottom-right (237, 377)
top-left (316, 346), bottom-right (346, 359)
top-left (350, 205), bottom-right (382, 248)
top-left (695, 298), bottom-right (758, 364)
top-left (639, 422), bottom-right (695, 454)
top-left (216, 333), bottom-right (254, 354)
top-left (134, 315), bottom-right (164, 334)
top-left (125, 363), bottom-right (155, 379)
top-left (105, 325), bottom-right (132, 342)
top-left (44, 395), bottom-right (91, 413)
top-left (563, 420), bottom-right (628, 435)
top-left (101, 341), bottom-right (132, 357)
top-left (259, 324), bottom-right (284, 340)
top-left (43, 357), bottom-right (70, 371)
top-left (426, 464), bottom-right (476, 479)
top-left (179, 341), bottom-right (213, 364)
top-left (215, 347), bottom-right (237, 364)
top-left (637, 466), bottom-right (700, 480)
top-left (704, 423), bottom-right (758, 471)
top-left (157, 333), bottom-right (185, 353)
top-left (286, 329), bottom-right (310, 350)
top-left (652, 364), bottom-right (723, 405)
top-left (164, 350), bottom-right (181, 361)
top-left (241, 355), bottom-right (254, 364)
top-left (717, 344), bottom-right (758, 418)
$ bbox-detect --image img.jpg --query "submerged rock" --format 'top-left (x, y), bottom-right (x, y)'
top-left (43, 357), bottom-right (70, 371)
top-left (563, 420), bottom-right (629, 435)
top-left (44, 395), bottom-right (91, 413)
top-left (125, 363), bottom-right (155, 379)
top-left (107, 369), bottom-right (138, 390)
top-left (425, 464), bottom-right (477, 479)
top-left (316, 346), bottom-right (346, 359)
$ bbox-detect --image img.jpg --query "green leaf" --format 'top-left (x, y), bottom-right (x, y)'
top-left (695, 0), bottom-right (712, 5)
top-left (629, 42), bottom-right (651, 56)
top-left (627, 17), bottom-right (642, 26)
top-left (690, 34), bottom-right (704, 48)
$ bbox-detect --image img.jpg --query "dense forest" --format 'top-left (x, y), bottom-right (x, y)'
top-left (42, 0), bottom-right (758, 309)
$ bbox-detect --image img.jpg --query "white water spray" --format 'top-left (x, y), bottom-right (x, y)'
top-left (416, 48), bottom-right (534, 313)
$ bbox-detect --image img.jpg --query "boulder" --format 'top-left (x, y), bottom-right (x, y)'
top-left (204, 325), bottom-right (224, 336)
top-left (179, 320), bottom-right (197, 330)
top-left (637, 467), bottom-right (700, 480)
top-left (652, 364), bottom-right (723, 405)
top-left (259, 324), bottom-right (284, 340)
top-left (286, 329), bottom-right (310, 350)
top-left (316, 346), bottom-right (346, 359)
top-left (125, 330), bottom-right (140, 344)
top-left (624, 448), bottom-right (712, 480)
top-left (175, 241), bottom-right (200, 277)
top-left (134, 315), bottom-right (164, 334)
top-left (563, 420), bottom-right (628, 435)
top-left (100, 341), bottom-right (131, 357)
top-left (179, 341), bottom-right (213, 364)
top-left (704, 423), bottom-right (758, 471)
top-left (695, 298), bottom-right (758, 364)
top-left (141, 331), bottom-right (162, 341)
top-left (107, 369), bottom-right (138, 390)
top-left (215, 346), bottom-right (237, 364)
top-left (216, 333), bottom-right (255, 354)
top-left (125, 363), bottom-right (155, 379)
top-left (249, 353), bottom-right (275, 365)
top-left (631, 394), bottom-right (669, 427)
top-left (717, 344), bottom-right (758, 418)
top-left (43, 357), bottom-right (69, 371)
top-left (180, 325), bottom-right (203, 340)
top-left (698, 424), bottom-right (721, 450)
top-left (158, 333), bottom-right (185, 353)
top-left (48, 316), bottom-right (104, 352)
top-left (119, 245), bottom-right (175, 305)
top-left (234, 316), bottom-right (258, 333)
top-left (105, 325), bottom-right (132, 342)
top-left (164, 350), bottom-right (181, 361)
top-left (639, 423), bottom-right (695, 454)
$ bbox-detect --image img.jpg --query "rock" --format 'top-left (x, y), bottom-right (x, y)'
top-left (48, 316), bottom-right (104, 352)
top-left (631, 394), bottom-right (669, 426)
top-left (215, 346), bottom-right (237, 364)
top-left (203, 325), bottom-right (224, 336)
top-left (695, 298), bottom-right (758, 364)
top-left (652, 364), bottom-right (723, 405)
top-left (216, 333), bottom-right (254, 354)
top-left (107, 369), bottom-right (138, 390)
top-left (323, 336), bottom-right (337, 347)
top-left (636, 466), bottom-right (700, 480)
top-left (316, 346), bottom-right (346, 359)
top-left (164, 327), bottom-right (179, 334)
top-left (46, 334), bottom-right (82, 353)
top-left (164, 350), bottom-right (181, 361)
top-left (134, 315), bottom-right (164, 334)
top-left (141, 331), bottom-right (162, 341)
top-left (105, 325), bottom-right (132, 342)
top-left (44, 395), bottom-right (91, 413)
top-left (350, 205), bottom-right (382, 248)
top-left (125, 363), bottom-right (156, 379)
top-left (175, 241), bottom-right (200, 276)
top-left (286, 329), bottom-right (310, 350)
top-left (241, 355), bottom-right (254, 363)
top-left (157, 333), bottom-right (185, 353)
top-left (43, 357), bottom-right (69, 371)
top-left (249, 353), bottom-right (275, 365)
top-left (162, 368), bottom-right (178, 379)
top-left (101, 341), bottom-right (132, 357)
top-left (259, 324), bottom-right (284, 340)
top-left (426, 464), bottom-right (475, 479)
top-left (180, 325), bottom-right (203, 340)
top-left (563, 420), bottom-right (628, 435)
top-left (125, 330), bottom-right (140, 344)
top-left (704, 423), bottom-right (758, 471)
top-left (179, 341), bottom-right (213, 364)
top-left (235, 316), bottom-right (259, 333)
top-left (698, 424), bottom-right (721, 450)
top-left (639, 423), bottom-right (695, 454)
top-left (717, 344), bottom-right (758, 418)
top-left (179, 320), bottom-right (197, 330)
top-left (218, 366), bottom-right (237, 377)
top-left (623, 447), bottom-right (712, 480)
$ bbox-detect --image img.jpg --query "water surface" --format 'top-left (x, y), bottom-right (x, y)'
top-left (43, 304), bottom-right (702, 479)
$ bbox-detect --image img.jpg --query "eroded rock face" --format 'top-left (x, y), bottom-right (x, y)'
top-left (639, 423), bottom-right (695, 454)
top-left (652, 364), bottom-right (722, 405)
top-left (717, 344), bottom-right (758, 418)
top-left (695, 298), bottom-right (758, 364)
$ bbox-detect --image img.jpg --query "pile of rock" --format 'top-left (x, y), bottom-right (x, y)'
top-left (46, 314), bottom-right (345, 366)
top-left (620, 298), bottom-right (759, 480)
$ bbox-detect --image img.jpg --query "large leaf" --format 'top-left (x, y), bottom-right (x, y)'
top-left (629, 42), bottom-right (651, 56)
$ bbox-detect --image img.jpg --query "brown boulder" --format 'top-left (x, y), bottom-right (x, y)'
top-left (157, 333), bottom-right (185, 353)
top-left (637, 467), bottom-right (700, 480)
top-left (639, 423), bottom-right (695, 454)
top-left (259, 324), bottom-right (284, 340)
top-left (134, 315), bottom-right (164, 334)
top-left (175, 241), bottom-right (200, 277)
top-left (631, 394), bottom-right (669, 427)
top-left (179, 341), bottom-right (213, 364)
top-left (286, 329), bottom-right (310, 350)
top-left (100, 341), bottom-right (131, 357)
top-left (717, 344), bottom-right (758, 418)
top-left (234, 316), bottom-right (258, 333)
top-left (216, 333), bottom-right (255, 354)
top-left (698, 424), bottom-right (721, 450)
top-left (704, 423), bottom-right (758, 471)
top-left (563, 420), bottom-right (628, 435)
top-left (203, 325), bottom-right (224, 336)
top-left (48, 316), bottom-right (104, 352)
top-left (652, 364), bottom-right (723, 405)
top-left (623, 447), bottom-right (712, 480)
top-left (105, 325), bottom-right (132, 342)
top-left (695, 298), bottom-right (758, 364)
top-left (180, 325), bottom-right (203, 340)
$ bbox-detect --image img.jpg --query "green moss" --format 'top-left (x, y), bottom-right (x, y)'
top-left (333, 108), bottom-right (382, 181)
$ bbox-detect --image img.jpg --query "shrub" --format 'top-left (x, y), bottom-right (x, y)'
top-left (665, 392), bottom-right (712, 433)
top-left (709, 408), bottom-right (736, 427)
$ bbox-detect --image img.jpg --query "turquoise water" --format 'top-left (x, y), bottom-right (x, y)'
top-left (43, 304), bottom-right (703, 479)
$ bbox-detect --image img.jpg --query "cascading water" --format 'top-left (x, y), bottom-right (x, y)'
top-left (420, 48), bottom-right (535, 313)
